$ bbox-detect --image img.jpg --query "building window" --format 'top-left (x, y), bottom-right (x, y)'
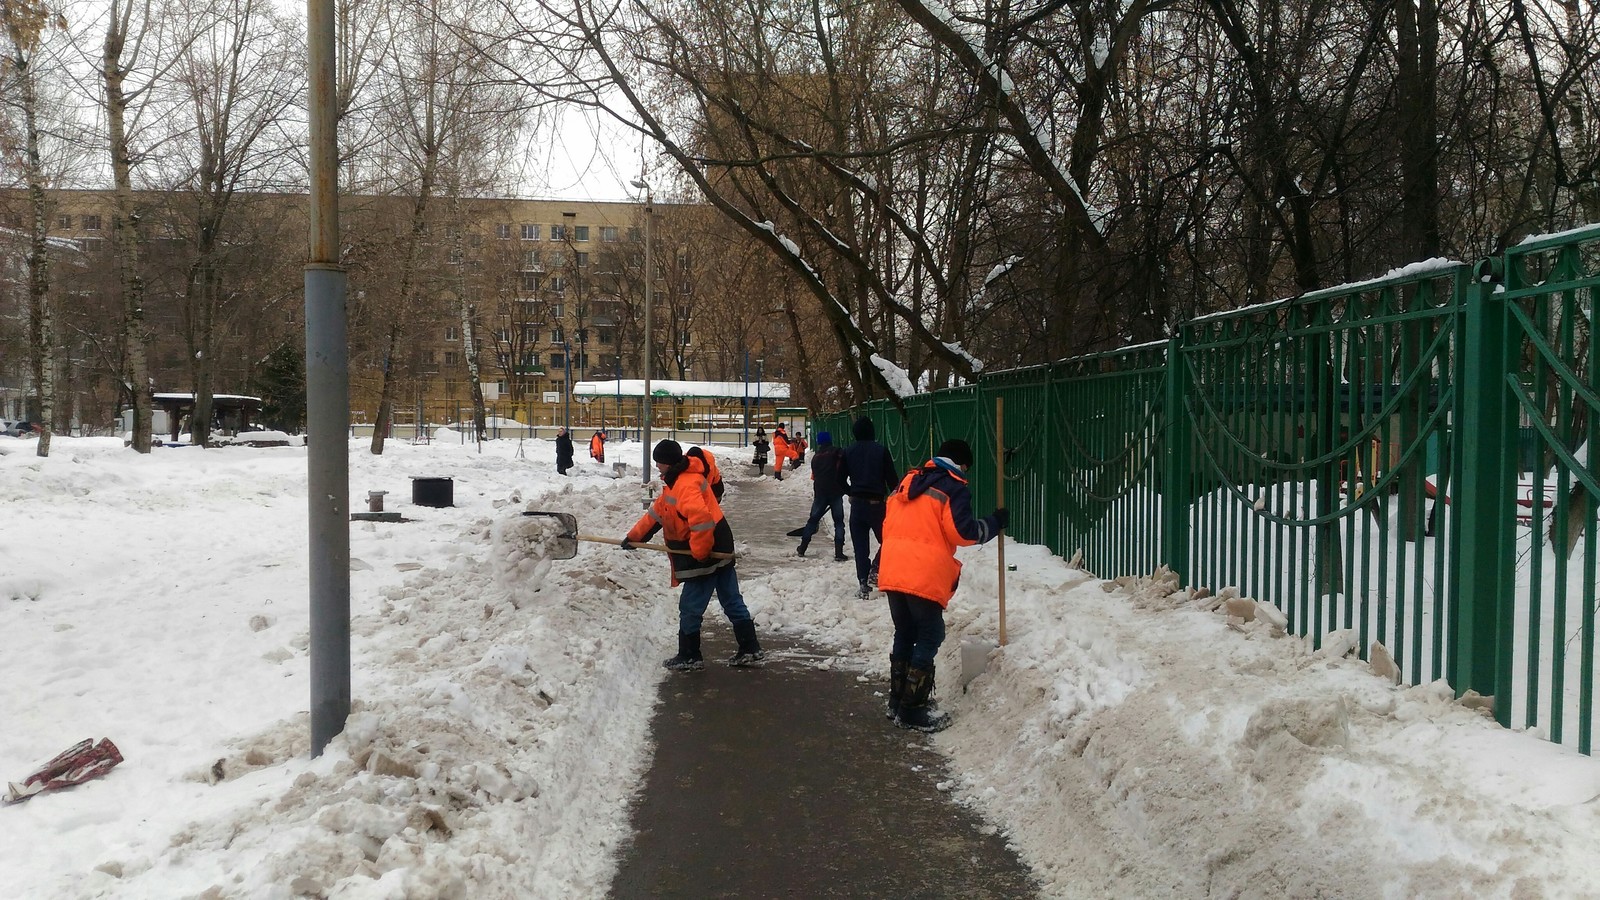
top-left (550, 302), bottom-right (565, 318)
top-left (521, 272), bottom-right (542, 292)
top-left (679, 331), bottom-right (692, 347)
top-left (445, 326), bottom-right (459, 341)
top-left (496, 223), bottom-right (512, 239)
top-left (519, 351), bottom-right (539, 369)
top-left (548, 250), bottom-right (567, 269)
top-left (495, 380), bottom-right (508, 394)
top-left (521, 324), bottom-right (539, 342)
top-left (601, 226), bottom-right (618, 242)
top-left (627, 226), bottom-right (642, 243)
top-left (81, 238), bottom-right (107, 252)
top-left (598, 327), bottom-right (615, 345)
top-left (550, 223), bottom-right (568, 241)
top-left (521, 223), bottom-right (540, 241)
top-left (574, 225), bottom-right (590, 242)
top-left (524, 249), bottom-right (543, 270)
top-left (57, 214), bottom-right (71, 229)
top-left (550, 275), bottom-right (567, 293)
top-left (550, 353), bottom-right (566, 369)
top-left (494, 328), bottom-right (510, 342)
top-left (444, 351), bottom-right (458, 365)
top-left (551, 326), bottom-right (565, 344)
top-left (576, 328), bottom-right (588, 345)
top-left (576, 251), bottom-right (589, 268)
top-left (83, 215), bottom-right (102, 231)
top-left (448, 248), bottom-right (463, 264)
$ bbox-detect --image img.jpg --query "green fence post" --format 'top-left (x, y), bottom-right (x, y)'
top-left (1454, 257), bottom-right (1516, 717)
top-left (1163, 336), bottom-right (1193, 583)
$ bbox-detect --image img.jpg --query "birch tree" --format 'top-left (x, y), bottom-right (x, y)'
top-left (1, 0), bottom-right (63, 456)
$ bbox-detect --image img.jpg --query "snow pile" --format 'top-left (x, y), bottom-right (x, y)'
top-left (5, 436), bottom-right (1600, 898)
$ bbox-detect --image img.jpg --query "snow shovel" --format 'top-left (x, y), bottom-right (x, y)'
top-left (961, 398), bottom-right (1007, 691)
top-left (520, 511), bottom-right (734, 560)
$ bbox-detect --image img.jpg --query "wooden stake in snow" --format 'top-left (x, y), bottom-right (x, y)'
top-left (997, 396), bottom-right (1007, 647)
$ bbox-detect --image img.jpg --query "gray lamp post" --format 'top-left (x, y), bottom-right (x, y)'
top-left (563, 339), bottom-right (572, 429)
top-left (630, 178), bottom-right (653, 483)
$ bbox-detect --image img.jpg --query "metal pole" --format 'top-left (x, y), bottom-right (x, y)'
top-left (306, 0), bottom-right (349, 758)
top-left (743, 350), bottom-right (749, 446)
top-left (564, 340), bottom-right (571, 429)
top-left (633, 180), bottom-right (653, 482)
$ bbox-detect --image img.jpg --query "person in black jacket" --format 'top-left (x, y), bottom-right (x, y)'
top-left (842, 416), bottom-right (899, 597)
top-left (555, 427), bottom-right (575, 475)
top-left (796, 432), bottom-right (849, 560)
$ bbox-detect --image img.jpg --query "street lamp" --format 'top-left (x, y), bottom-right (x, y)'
top-left (630, 178), bottom-right (653, 484)
top-left (563, 339), bottom-right (572, 429)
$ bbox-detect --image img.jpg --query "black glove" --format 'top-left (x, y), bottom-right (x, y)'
top-left (620, 538), bottom-right (636, 550)
top-left (992, 508), bottom-right (1010, 531)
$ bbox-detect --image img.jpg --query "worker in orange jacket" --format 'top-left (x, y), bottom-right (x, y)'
top-left (877, 438), bottom-right (1007, 732)
top-left (771, 425), bottom-right (799, 480)
top-left (686, 445), bottom-right (724, 500)
top-left (624, 439), bottom-right (764, 670)
top-left (589, 430), bottom-right (607, 463)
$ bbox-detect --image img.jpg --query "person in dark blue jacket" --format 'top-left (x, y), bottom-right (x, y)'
top-left (842, 416), bottom-right (900, 597)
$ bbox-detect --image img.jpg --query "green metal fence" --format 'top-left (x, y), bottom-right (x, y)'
top-left (817, 222), bottom-right (1600, 753)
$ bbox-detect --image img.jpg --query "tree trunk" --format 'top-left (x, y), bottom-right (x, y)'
top-left (103, 2), bottom-right (153, 452)
top-left (13, 44), bottom-right (55, 457)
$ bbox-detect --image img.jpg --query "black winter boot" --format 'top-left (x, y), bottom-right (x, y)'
top-left (796, 538), bottom-right (809, 557)
top-left (663, 632), bottom-right (704, 672)
top-left (885, 656), bottom-right (908, 720)
top-left (727, 620), bottom-right (766, 667)
top-left (895, 665), bottom-right (951, 733)
top-left (833, 543), bottom-right (849, 562)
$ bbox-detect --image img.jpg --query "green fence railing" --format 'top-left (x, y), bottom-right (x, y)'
top-left (816, 222), bottom-right (1600, 754)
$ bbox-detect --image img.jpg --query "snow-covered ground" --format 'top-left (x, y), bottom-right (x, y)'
top-left (4, 432), bottom-right (1600, 898)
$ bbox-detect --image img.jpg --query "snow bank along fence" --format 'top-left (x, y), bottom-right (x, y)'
top-left (818, 224), bottom-right (1600, 753)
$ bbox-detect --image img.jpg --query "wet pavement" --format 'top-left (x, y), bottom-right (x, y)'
top-left (608, 469), bottom-right (1037, 899)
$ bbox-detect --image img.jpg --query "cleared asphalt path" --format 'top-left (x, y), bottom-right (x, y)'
top-left (609, 463), bottom-right (1037, 899)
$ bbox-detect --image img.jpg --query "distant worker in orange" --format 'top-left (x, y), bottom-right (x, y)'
top-left (877, 438), bottom-right (1007, 733)
top-left (590, 429), bottom-right (607, 464)
top-left (771, 424), bottom-right (799, 481)
top-left (686, 444), bottom-right (725, 500)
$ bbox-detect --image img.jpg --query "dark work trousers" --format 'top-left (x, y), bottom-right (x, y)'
top-left (800, 493), bottom-right (845, 550)
top-left (849, 495), bottom-right (886, 585)
top-left (887, 590), bottom-right (946, 670)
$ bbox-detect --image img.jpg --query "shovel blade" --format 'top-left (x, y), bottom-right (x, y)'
top-left (521, 511), bottom-right (579, 559)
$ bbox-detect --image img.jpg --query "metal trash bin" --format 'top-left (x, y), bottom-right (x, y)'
top-left (411, 476), bottom-right (454, 508)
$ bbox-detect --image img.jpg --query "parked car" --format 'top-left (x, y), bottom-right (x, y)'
top-left (2, 420), bottom-right (36, 437)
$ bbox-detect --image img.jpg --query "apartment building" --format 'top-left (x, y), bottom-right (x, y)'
top-left (5, 189), bottom-right (755, 431)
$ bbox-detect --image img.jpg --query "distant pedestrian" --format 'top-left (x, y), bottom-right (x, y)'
top-left (555, 427), bottom-right (575, 476)
top-left (796, 431), bottom-right (848, 560)
top-left (793, 430), bottom-right (808, 464)
top-left (771, 425), bottom-right (799, 480)
top-left (843, 416), bottom-right (898, 597)
top-left (590, 429), bottom-right (607, 464)
top-left (878, 438), bottom-right (1008, 733)
top-left (624, 439), bottom-right (765, 671)
top-left (752, 428), bottom-right (770, 471)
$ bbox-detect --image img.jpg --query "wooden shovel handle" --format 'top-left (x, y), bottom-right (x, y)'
top-left (577, 533), bottom-right (735, 560)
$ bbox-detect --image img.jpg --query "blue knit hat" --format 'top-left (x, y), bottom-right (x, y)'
top-left (817, 431), bottom-right (832, 445)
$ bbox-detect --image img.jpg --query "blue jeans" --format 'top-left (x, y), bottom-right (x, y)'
top-left (849, 497), bottom-right (886, 584)
top-left (800, 494), bottom-right (845, 548)
top-left (678, 564), bottom-right (752, 635)
top-left (887, 591), bottom-right (946, 670)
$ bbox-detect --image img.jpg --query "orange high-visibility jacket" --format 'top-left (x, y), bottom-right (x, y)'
top-left (627, 455), bottom-right (733, 585)
top-left (877, 460), bottom-right (1000, 607)
top-left (589, 432), bottom-right (606, 459)
top-left (773, 431), bottom-right (798, 461)
top-left (687, 446), bottom-right (724, 500)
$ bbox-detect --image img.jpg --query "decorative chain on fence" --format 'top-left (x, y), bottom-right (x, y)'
top-left (823, 222), bottom-right (1600, 754)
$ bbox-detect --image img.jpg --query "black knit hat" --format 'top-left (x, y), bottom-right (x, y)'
top-left (937, 438), bottom-right (975, 468)
top-left (652, 439), bottom-right (685, 465)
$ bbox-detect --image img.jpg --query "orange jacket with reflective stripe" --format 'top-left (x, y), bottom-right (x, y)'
top-left (772, 431), bottom-right (798, 461)
top-left (688, 446), bottom-right (724, 499)
top-left (877, 459), bottom-right (999, 607)
top-left (589, 433), bottom-right (606, 458)
top-left (627, 455), bottom-right (733, 584)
